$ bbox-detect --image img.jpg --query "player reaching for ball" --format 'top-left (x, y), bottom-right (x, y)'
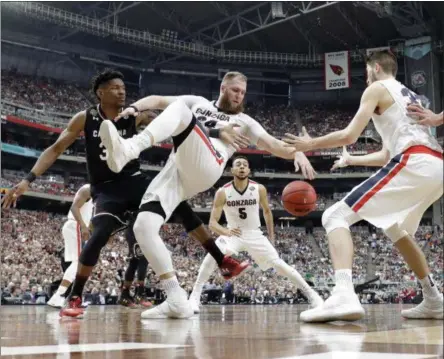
top-left (189, 156), bottom-right (324, 313)
top-left (283, 50), bottom-right (443, 322)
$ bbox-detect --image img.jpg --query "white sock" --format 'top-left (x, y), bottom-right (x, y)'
top-left (133, 212), bottom-right (174, 275)
top-left (162, 276), bottom-right (181, 296)
top-left (419, 274), bottom-right (441, 299)
top-left (273, 259), bottom-right (319, 301)
top-left (133, 99), bottom-right (193, 152)
top-left (191, 254), bottom-right (218, 300)
top-left (334, 269), bottom-right (354, 292)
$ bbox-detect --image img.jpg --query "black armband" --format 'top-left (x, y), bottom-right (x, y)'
top-left (209, 129), bottom-right (221, 138)
top-left (25, 171), bottom-right (37, 183)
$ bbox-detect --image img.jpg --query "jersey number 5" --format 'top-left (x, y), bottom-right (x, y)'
top-left (238, 208), bottom-right (247, 220)
top-left (99, 142), bottom-right (108, 161)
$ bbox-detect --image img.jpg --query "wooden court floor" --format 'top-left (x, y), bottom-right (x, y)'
top-left (1, 304), bottom-right (442, 358)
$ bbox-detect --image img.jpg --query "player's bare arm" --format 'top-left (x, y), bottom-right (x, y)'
top-left (282, 83), bottom-right (383, 152)
top-left (256, 133), bottom-right (316, 180)
top-left (1, 111), bottom-right (86, 209)
top-left (135, 110), bottom-right (158, 127)
top-left (330, 145), bottom-right (390, 171)
top-left (259, 185), bottom-right (275, 242)
top-left (209, 189), bottom-right (242, 238)
top-left (70, 185), bottom-right (92, 241)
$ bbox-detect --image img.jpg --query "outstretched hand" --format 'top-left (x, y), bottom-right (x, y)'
top-left (282, 127), bottom-right (313, 152)
top-left (219, 124), bottom-right (250, 151)
top-left (1, 180), bottom-right (29, 209)
top-left (114, 107), bottom-right (138, 122)
top-left (330, 146), bottom-right (350, 172)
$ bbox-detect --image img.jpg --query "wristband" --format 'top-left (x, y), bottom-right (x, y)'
top-left (129, 105), bottom-right (139, 113)
top-left (25, 171), bottom-right (37, 183)
top-left (209, 129), bottom-right (221, 138)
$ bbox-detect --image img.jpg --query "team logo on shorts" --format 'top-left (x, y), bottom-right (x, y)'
top-left (329, 64), bottom-right (344, 76)
top-left (411, 71), bottom-right (426, 88)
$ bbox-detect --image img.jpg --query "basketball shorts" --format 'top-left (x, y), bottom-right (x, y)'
top-left (91, 173), bottom-right (151, 225)
top-left (215, 230), bottom-right (279, 271)
top-left (341, 145), bottom-right (443, 235)
top-left (140, 117), bottom-right (229, 221)
top-left (62, 219), bottom-right (82, 262)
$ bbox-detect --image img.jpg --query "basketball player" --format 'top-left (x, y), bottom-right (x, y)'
top-left (283, 51), bottom-right (443, 321)
top-left (189, 156), bottom-right (323, 313)
top-left (47, 184), bottom-right (92, 308)
top-left (1, 69), bottom-right (247, 318)
top-left (98, 71), bottom-right (316, 318)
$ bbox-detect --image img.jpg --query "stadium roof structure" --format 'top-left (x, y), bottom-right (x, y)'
top-left (1, 1), bottom-right (443, 68)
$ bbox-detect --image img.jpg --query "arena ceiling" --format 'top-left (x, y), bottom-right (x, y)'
top-left (2, 1), bottom-right (443, 67)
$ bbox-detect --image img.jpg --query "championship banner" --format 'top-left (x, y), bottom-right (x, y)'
top-left (404, 37), bottom-right (438, 135)
top-left (324, 51), bottom-right (350, 90)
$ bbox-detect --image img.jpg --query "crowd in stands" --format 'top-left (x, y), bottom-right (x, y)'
top-left (1, 69), bottom-right (382, 149)
top-left (1, 209), bottom-right (442, 305)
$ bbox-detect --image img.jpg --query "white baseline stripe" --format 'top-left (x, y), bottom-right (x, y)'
top-left (1, 342), bottom-right (190, 356)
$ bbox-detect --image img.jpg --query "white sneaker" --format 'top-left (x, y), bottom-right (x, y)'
top-left (401, 296), bottom-right (443, 319)
top-left (98, 120), bottom-right (140, 173)
top-left (307, 290), bottom-right (324, 309)
top-left (300, 288), bottom-right (365, 323)
top-left (47, 293), bottom-right (65, 309)
top-left (141, 289), bottom-right (194, 319)
top-left (189, 296), bottom-right (201, 314)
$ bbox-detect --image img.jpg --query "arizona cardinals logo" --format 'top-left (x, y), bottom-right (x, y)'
top-left (330, 64), bottom-right (344, 76)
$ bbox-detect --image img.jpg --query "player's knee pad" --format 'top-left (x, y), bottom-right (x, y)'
top-left (383, 224), bottom-right (409, 243)
top-left (322, 201), bottom-right (355, 235)
top-left (133, 210), bottom-right (164, 244)
top-left (79, 215), bottom-right (120, 266)
top-left (63, 261), bottom-right (78, 283)
top-left (174, 201), bottom-right (203, 233)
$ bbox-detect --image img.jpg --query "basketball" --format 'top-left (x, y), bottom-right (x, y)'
top-left (281, 181), bottom-right (317, 216)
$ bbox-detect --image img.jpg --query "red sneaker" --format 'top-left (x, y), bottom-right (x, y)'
top-left (219, 256), bottom-right (249, 279)
top-left (134, 295), bottom-right (153, 308)
top-left (59, 297), bottom-right (84, 319)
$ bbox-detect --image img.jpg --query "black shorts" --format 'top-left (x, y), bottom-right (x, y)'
top-left (91, 174), bottom-right (151, 225)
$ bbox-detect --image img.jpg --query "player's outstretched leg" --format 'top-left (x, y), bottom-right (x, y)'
top-left (271, 258), bottom-right (324, 308)
top-left (389, 231), bottom-right (443, 319)
top-left (60, 216), bottom-right (120, 318)
top-left (189, 253), bottom-right (219, 314)
top-left (133, 210), bottom-right (193, 319)
top-left (99, 99), bottom-right (193, 173)
top-left (48, 260), bottom-right (78, 309)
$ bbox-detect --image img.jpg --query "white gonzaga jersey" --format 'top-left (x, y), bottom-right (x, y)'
top-left (222, 180), bottom-right (262, 232)
top-left (372, 79), bottom-right (442, 158)
top-left (68, 186), bottom-right (93, 226)
top-left (186, 96), bottom-right (267, 160)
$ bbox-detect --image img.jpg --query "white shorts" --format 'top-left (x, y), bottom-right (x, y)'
top-left (62, 220), bottom-right (81, 262)
top-left (342, 146), bottom-right (443, 235)
top-left (140, 118), bottom-right (229, 220)
top-left (216, 231), bottom-right (279, 271)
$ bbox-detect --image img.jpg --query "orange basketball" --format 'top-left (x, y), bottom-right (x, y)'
top-left (281, 181), bottom-right (317, 216)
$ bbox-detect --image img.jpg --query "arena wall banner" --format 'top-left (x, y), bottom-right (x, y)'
top-left (324, 51), bottom-right (350, 90)
top-left (404, 37), bottom-right (438, 135)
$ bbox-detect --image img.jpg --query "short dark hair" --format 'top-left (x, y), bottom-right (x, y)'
top-left (366, 50), bottom-right (398, 76)
top-left (91, 69), bottom-right (124, 98)
top-left (232, 156), bottom-right (249, 166)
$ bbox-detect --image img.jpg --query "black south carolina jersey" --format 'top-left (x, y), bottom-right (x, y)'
top-left (84, 105), bottom-right (140, 185)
